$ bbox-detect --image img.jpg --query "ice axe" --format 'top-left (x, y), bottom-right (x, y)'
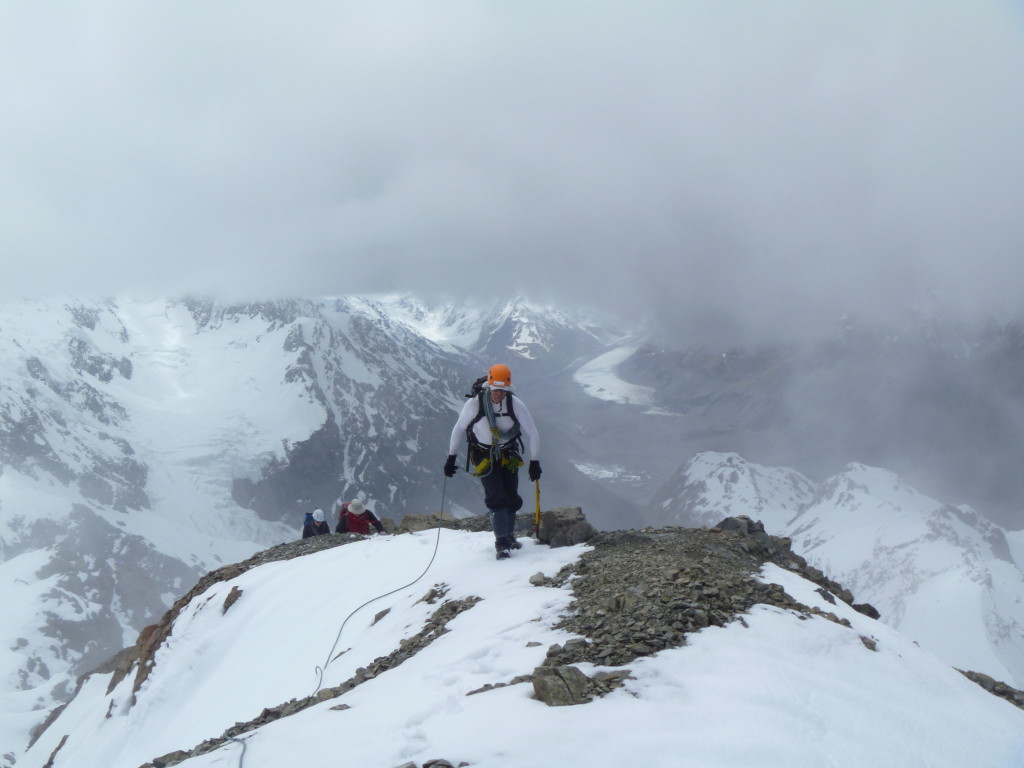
top-left (533, 479), bottom-right (541, 539)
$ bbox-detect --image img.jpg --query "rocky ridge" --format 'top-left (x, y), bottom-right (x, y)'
top-left (543, 517), bottom-right (871, 670)
top-left (33, 512), bottom-right (1024, 768)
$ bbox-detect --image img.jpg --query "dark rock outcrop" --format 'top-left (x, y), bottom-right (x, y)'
top-left (546, 515), bottom-right (872, 669)
top-left (537, 506), bottom-right (597, 547)
top-left (959, 669), bottom-right (1024, 711)
top-left (532, 665), bottom-right (593, 706)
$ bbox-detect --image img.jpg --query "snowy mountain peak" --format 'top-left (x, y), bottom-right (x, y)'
top-left (807, 462), bottom-right (938, 517)
top-left (650, 451), bottom-right (817, 531)
top-left (651, 451), bottom-right (1024, 689)
top-left (343, 295), bottom-right (615, 368)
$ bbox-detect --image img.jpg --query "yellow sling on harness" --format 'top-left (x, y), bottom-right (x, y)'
top-left (472, 452), bottom-right (523, 477)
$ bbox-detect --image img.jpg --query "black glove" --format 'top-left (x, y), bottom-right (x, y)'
top-left (443, 455), bottom-right (457, 477)
top-left (528, 460), bottom-right (542, 481)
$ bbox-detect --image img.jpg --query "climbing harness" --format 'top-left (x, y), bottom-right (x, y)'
top-left (465, 388), bottom-right (523, 478)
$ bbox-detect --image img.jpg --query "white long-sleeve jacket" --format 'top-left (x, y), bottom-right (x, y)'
top-left (448, 390), bottom-right (540, 460)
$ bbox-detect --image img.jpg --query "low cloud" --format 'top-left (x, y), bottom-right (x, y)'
top-left (2, 1), bottom-right (1022, 343)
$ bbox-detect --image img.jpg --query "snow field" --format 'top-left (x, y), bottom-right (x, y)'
top-left (23, 533), bottom-right (1024, 768)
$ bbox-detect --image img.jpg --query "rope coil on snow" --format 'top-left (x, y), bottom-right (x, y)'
top-left (220, 479), bottom-right (450, 768)
top-left (311, 478), bottom-right (447, 695)
top-left (227, 736), bottom-right (248, 768)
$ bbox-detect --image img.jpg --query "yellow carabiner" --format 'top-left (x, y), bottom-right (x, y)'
top-left (501, 454), bottom-right (524, 471)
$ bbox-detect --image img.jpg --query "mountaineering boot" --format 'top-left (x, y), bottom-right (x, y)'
top-left (495, 537), bottom-right (512, 560)
top-left (508, 534), bottom-right (522, 550)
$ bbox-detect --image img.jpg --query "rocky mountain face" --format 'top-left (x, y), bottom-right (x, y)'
top-left (213, 296), bottom-right (468, 524)
top-left (649, 451), bottom-right (1024, 687)
top-left (1, 302), bottom-right (208, 717)
top-left (0, 305), bottom-right (146, 512)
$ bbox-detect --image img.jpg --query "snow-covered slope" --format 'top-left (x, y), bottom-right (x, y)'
top-left (21, 530), bottom-right (1024, 768)
top-left (787, 463), bottom-right (1024, 687)
top-left (651, 451), bottom-right (1024, 688)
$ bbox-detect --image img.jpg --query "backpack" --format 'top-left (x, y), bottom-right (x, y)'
top-left (338, 503), bottom-right (372, 535)
top-left (465, 375), bottom-right (488, 399)
top-left (345, 509), bottom-right (372, 535)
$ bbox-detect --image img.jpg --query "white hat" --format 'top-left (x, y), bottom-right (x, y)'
top-left (312, 508), bottom-right (325, 523)
top-left (349, 499), bottom-right (365, 514)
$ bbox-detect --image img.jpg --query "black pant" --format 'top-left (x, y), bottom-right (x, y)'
top-left (471, 446), bottom-right (523, 540)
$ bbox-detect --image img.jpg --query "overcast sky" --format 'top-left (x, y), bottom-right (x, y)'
top-left (2, 1), bottom-right (1023, 343)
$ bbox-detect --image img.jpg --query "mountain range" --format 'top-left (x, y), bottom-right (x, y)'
top-left (1, 295), bottom-right (1023, 761)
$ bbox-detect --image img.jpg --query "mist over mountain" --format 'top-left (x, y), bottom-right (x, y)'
top-left (620, 314), bottom-right (1024, 525)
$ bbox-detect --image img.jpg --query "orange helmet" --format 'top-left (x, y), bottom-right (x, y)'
top-left (487, 363), bottom-right (512, 390)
